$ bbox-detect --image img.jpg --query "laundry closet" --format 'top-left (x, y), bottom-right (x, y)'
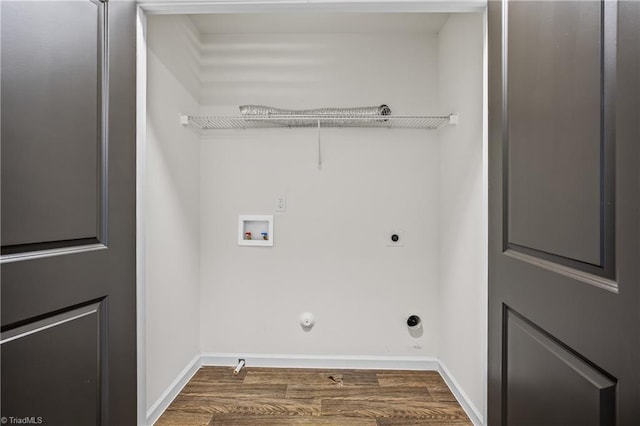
top-left (141, 6), bottom-right (486, 425)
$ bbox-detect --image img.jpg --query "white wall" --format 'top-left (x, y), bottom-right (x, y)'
top-left (145, 16), bottom-right (201, 410)
top-left (436, 13), bottom-right (486, 421)
top-left (198, 30), bottom-right (442, 357)
top-left (198, 32), bottom-right (439, 115)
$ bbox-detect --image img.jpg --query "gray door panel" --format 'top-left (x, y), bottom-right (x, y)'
top-left (507, 0), bottom-right (604, 268)
top-left (489, 0), bottom-right (639, 424)
top-left (1, 1), bottom-right (136, 425)
top-left (1, 1), bottom-right (104, 250)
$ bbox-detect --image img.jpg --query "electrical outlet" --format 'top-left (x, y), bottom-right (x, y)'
top-left (276, 195), bottom-right (286, 212)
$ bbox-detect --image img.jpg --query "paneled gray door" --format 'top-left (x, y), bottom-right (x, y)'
top-left (1, 1), bottom-right (136, 425)
top-left (488, 0), bottom-right (639, 425)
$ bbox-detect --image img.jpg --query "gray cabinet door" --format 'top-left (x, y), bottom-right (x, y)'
top-left (1, 1), bottom-right (136, 424)
top-left (488, 0), bottom-right (640, 424)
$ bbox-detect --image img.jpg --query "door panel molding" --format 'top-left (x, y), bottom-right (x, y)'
top-left (0, 0), bottom-right (109, 261)
top-left (98, 0), bottom-right (110, 248)
top-left (0, 243), bottom-right (107, 264)
top-left (504, 249), bottom-right (617, 294)
top-left (503, 306), bottom-right (616, 426)
top-left (1, 300), bottom-right (102, 344)
top-left (1, 299), bottom-right (108, 425)
top-left (502, 0), bottom-right (616, 280)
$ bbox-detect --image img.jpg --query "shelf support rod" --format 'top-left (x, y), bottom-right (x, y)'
top-left (317, 119), bottom-right (322, 170)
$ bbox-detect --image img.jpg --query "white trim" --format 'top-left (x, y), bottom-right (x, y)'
top-left (438, 360), bottom-right (484, 426)
top-left (138, 1), bottom-right (486, 15)
top-left (136, 5), bottom-right (149, 426)
top-left (201, 353), bottom-right (439, 371)
top-left (146, 354), bottom-right (202, 426)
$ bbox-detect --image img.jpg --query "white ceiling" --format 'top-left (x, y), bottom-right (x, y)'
top-left (188, 13), bottom-right (450, 35)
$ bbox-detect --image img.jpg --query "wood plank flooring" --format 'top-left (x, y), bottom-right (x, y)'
top-left (155, 367), bottom-right (472, 426)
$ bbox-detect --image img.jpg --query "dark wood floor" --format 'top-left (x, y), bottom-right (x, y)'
top-left (155, 366), bottom-right (472, 425)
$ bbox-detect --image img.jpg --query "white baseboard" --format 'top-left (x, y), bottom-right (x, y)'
top-left (146, 354), bottom-right (201, 426)
top-left (438, 360), bottom-right (484, 426)
top-left (201, 352), bottom-right (439, 371)
top-left (145, 354), bottom-right (485, 426)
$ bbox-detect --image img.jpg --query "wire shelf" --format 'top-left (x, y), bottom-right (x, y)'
top-left (182, 114), bottom-right (456, 130)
